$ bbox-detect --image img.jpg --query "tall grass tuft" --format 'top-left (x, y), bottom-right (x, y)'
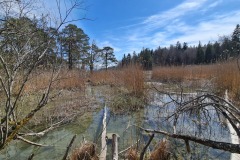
top-left (70, 143), bottom-right (98, 160)
top-left (214, 61), bottom-right (240, 99)
top-left (150, 139), bottom-right (170, 160)
top-left (90, 65), bottom-right (144, 96)
top-left (121, 64), bottom-right (144, 97)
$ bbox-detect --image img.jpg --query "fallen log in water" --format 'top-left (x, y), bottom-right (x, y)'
top-left (99, 105), bottom-right (107, 160)
top-left (112, 134), bottom-right (118, 160)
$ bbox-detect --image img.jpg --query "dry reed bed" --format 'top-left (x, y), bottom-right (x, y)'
top-left (18, 69), bottom-right (87, 94)
top-left (152, 60), bottom-right (240, 99)
top-left (90, 65), bottom-right (144, 96)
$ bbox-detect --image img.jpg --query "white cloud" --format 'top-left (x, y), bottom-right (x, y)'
top-left (109, 0), bottom-right (239, 58)
top-left (201, 0), bottom-right (223, 13)
top-left (208, 0), bottom-right (222, 8)
top-left (98, 41), bottom-right (121, 52)
top-left (141, 0), bottom-right (208, 32)
top-left (162, 11), bottom-right (240, 46)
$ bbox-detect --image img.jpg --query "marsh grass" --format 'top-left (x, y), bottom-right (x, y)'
top-left (22, 69), bottom-right (86, 93)
top-left (152, 60), bottom-right (240, 99)
top-left (5, 69), bottom-right (94, 126)
top-left (121, 65), bottom-right (145, 97)
top-left (90, 65), bottom-right (146, 112)
top-left (90, 65), bottom-right (144, 96)
top-left (152, 65), bottom-right (214, 82)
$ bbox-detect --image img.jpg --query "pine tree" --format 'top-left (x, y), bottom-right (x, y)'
top-left (213, 41), bottom-right (220, 62)
top-left (132, 51), bottom-right (138, 64)
top-left (205, 42), bottom-right (213, 63)
top-left (140, 48), bottom-right (152, 70)
top-left (195, 42), bottom-right (205, 64)
top-left (86, 40), bottom-right (101, 73)
top-left (61, 24), bottom-right (89, 69)
top-left (231, 24), bottom-right (240, 56)
top-left (176, 41), bottom-right (182, 50)
top-left (122, 54), bottom-right (127, 67)
top-left (126, 53), bottom-right (131, 65)
top-left (101, 46), bottom-right (117, 70)
top-left (220, 36), bottom-right (231, 60)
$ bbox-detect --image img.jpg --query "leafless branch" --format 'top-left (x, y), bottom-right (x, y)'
top-left (140, 134), bottom-right (154, 160)
top-left (62, 134), bottom-right (77, 160)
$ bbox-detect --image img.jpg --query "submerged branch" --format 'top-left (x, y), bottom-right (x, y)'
top-left (16, 135), bottom-right (49, 147)
top-left (20, 119), bottom-right (66, 137)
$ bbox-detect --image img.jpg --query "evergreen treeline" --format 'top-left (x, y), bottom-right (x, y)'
top-left (0, 17), bottom-right (118, 71)
top-left (121, 24), bottom-right (240, 69)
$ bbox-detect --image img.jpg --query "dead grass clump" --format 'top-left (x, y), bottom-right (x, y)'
top-left (150, 139), bottom-right (170, 160)
top-left (70, 143), bottom-right (98, 160)
top-left (125, 148), bottom-right (139, 160)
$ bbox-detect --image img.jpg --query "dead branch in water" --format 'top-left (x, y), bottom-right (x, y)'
top-left (140, 133), bottom-right (154, 160)
top-left (19, 118), bottom-right (66, 137)
top-left (16, 135), bottom-right (49, 147)
top-left (62, 135), bottom-right (76, 160)
top-left (138, 126), bottom-right (240, 154)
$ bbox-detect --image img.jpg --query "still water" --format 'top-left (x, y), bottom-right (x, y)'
top-left (0, 91), bottom-right (231, 159)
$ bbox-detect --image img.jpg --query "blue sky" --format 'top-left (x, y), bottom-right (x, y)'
top-left (51, 0), bottom-right (240, 60)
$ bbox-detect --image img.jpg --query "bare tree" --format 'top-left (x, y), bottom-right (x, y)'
top-left (0, 0), bottom-right (86, 150)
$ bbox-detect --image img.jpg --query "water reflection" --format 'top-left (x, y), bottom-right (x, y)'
top-left (0, 91), bottom-right (231, 159)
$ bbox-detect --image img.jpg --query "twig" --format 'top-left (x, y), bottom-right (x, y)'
top-left (62, 134), bottom-right (77, 160)
top-left (20, 118), bottom-right (66, 137)
top-left (16, 135), bottom-right (48, 147)
top-left (118, 139), bottom-right (140, 155)
top-left (28, 154), bottom-right (34, 160)
top-left (140, 133), bottom-right (154, 160)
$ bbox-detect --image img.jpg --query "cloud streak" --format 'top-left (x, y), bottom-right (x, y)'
top-left (105, 0), bottom-right (240, 59)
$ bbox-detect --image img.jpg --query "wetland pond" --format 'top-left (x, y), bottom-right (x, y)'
top-left (0, 91), bottom-right (232, 159)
